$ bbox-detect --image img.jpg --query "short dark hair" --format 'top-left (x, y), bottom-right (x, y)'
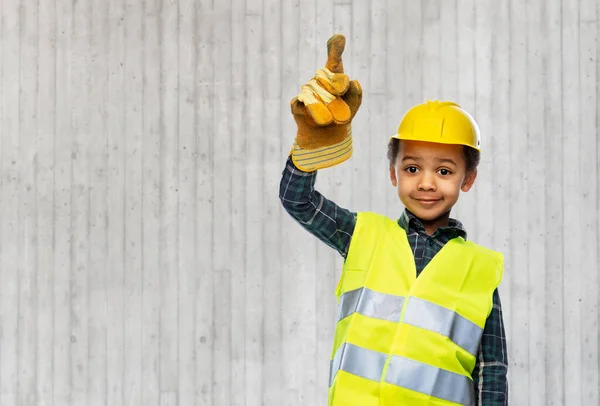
top-left (387, 138), bottom-right (480, 172)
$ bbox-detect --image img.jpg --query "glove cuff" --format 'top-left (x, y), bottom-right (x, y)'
top-left (290, 125), bottom-right (353, 171)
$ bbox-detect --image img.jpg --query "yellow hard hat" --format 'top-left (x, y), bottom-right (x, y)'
top-left (391, 100), bottom-right (481, 151)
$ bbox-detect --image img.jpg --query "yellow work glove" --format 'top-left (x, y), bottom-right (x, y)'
top-left (289, 34), bottom-right (363, 172)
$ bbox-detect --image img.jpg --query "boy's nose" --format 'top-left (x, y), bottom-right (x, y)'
top-left (418, 173), bottom-right (437, 191)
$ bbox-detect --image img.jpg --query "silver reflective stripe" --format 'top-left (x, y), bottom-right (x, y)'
top-left (385, 356), bottom-right (475, 405)
top-left (402, 297), bottom-right (483, 356)
top-left (338, 287), bottom-right (404, 322)
top-left (329, 343), bottom-right (475, 405)
top-left (338, 290), bottom-right (482, 356)
top-left (329, 343), bottom-right (387, 386)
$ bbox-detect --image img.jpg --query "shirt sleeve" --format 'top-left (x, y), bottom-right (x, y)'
top-left (472, 289), bottom-right (509, 405)
top-left (279, 156), bottom-right (356, 257)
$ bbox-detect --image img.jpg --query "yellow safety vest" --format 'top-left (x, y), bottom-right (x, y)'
top-left (328, 212), bottom-right (503, 406)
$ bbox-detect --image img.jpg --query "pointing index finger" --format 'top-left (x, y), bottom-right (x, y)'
top-left (326, 34), bottom-right (346, 74)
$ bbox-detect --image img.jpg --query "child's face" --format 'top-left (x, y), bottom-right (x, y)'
top-left (389, 140), bottom-right (477, 224)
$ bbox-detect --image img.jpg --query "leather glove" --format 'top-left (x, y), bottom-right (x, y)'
top-left (289, 34), bottom-right (363, 172)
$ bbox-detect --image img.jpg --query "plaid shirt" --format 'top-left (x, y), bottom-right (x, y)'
top-left (279, 156), bottom-right (508, 405)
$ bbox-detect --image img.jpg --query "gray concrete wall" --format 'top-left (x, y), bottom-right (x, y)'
top-left (0, 0), bottom-right (598, 405)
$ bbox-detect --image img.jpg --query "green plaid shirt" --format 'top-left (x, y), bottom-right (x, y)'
top-left (279, 157), bottom-right (508, 405)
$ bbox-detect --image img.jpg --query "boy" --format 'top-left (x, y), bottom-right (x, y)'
top-left (280, 35), bottom-right (508, 405)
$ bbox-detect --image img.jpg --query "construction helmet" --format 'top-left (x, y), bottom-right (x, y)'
top-left (391, 100), bottom-right (481, 151)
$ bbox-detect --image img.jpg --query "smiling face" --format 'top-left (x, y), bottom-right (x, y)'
top-left (389, 140), bottom-right (477, 234)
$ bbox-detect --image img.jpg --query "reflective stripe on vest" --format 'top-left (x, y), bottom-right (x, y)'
top-left (330, 343), bottom-right (475, 405)
top-left (402, 296), bottom-right (482, 357)
top-left (329, 343), bottom-right (387, 386)
top-left (338, 288), bottom-right (483, 357)
top-left (338, 287), bottom-right (404, 322)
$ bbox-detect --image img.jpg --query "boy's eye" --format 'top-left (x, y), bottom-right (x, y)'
top-left (438, 168), bottom-right (452, 176)
top-left (405, 166), bottom-right (419, 174)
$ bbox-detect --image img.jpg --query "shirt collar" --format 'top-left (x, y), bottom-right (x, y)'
top-left (398, 208), bottom-right (467, 240)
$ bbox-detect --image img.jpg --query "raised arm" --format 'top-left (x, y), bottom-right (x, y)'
top-left (279, 34), bottom-right (363, 257)
top-left (279, 156), bottom-right (356, 257)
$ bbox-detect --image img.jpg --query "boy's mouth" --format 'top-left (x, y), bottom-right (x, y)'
top-left (414, 198), bottom-right (441, 206)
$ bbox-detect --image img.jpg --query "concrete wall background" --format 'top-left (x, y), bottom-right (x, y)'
top-left (0, 0), bottom-right (598, 405)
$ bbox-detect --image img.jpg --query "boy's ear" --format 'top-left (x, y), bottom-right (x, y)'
top-left (461, 169), bottom-right (477, 192)
top-left (389, 163), bottom-right (398, 187)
